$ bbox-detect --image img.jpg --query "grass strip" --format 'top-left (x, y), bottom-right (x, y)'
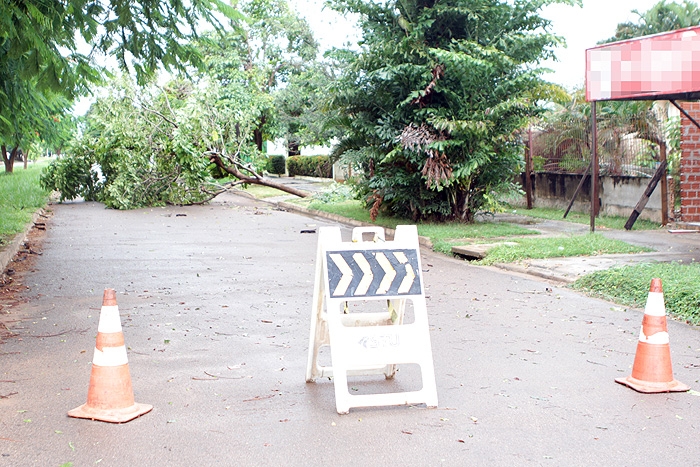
top-left (508, 206), bottom-right (662, 231)
top-left (307, 199), bottom-right (538, 253)
top-left (0, 163), bottom-right (49, 245)
top-left (476, 234), bottom-right (653, 265)
top-left (572, 262), bottom-right (700, 324)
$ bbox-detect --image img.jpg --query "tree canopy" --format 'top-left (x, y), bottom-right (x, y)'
top-left (603, 0), bottom-right (700, 43)
top-left (327, 0), bottom-right (577, 222)
top-left (1, 0), bottom-right (236, 172)
top-left (197, 0), bottom-right (317, 151)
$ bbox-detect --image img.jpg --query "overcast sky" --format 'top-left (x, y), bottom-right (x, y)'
top-left (74, 1), bottom-right (667, 114)
top-left (540, 0), bottom-right (667, 90)
top-left (292, 0), bottom-right (666, 91)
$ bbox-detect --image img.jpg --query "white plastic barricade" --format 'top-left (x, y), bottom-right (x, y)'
top-left (305, 225), bottom-right (438, 414)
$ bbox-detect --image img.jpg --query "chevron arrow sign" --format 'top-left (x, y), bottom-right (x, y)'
top-left (325, 249), bottom-right (422, 298)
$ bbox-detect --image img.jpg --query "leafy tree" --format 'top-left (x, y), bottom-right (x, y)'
top-left (1, 0), bottom-right (236, 95)
top-left (197, 0), bottom-right (318, 151)
top-left (1, 0), bottom-right (237, 172)
top-left (0, 61), bottom-right (73, 172)
top-left (274, 64), bottom-right (341, 155)
top-left (603, 0), bottom-right (700, 43)
top-left (328, 0), bottom-right (577, 222)
top-left (41, 73), bottom-right (310, 207)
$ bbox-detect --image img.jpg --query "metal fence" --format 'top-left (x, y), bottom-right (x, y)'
top-left (528, 126), bottom-right (661, 177)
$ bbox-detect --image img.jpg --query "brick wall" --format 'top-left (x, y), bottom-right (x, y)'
top-left (680, 101), bottom-right (700, 223)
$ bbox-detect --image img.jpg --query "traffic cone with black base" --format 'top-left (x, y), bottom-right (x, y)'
top-left (615, 278), bottom-right (690, 393)
top-left (68, 289), bottom-right (152, 423)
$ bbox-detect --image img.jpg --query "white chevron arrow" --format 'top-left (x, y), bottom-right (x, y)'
top-left (353, 252), bottom-right (374, 295)
top-left (329, 253), bottom-right (353, 296)
top-left (398, 263), bottom-right (416, 294)
top-left (375, 252), bottom-right (396, 295)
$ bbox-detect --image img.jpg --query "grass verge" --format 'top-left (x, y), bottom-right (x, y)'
top-left (307, 199), bottom-right (538, 254)
top-left (305, 198), bottom-right (653, 260)
top-left (475, 234), bottom-right (653, 265)
top-left (0, 162), bottom-right (50, 245)
top-left (508, 206), bottom-right (662, 231)
top-left (572, 262), bottom-right (700, 324)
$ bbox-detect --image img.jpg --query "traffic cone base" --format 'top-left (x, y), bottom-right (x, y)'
top-left (67, 401), bottom-right (152, 424)
top-left (615, 376), bottom-right (690, 393)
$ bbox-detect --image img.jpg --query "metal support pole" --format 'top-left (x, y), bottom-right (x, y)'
top-left (659, 142), bottom-right (669, 225)
top-left (525, 126), bottom-right (533, 209)
top-left (590, 101), bottom-right (598, 232)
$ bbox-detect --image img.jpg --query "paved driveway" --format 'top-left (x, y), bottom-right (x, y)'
top-left (1, 193), bottom-right (699, 466)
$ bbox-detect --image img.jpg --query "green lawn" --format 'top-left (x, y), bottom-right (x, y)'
top-left (304, 198), bottom-right (655, 259)
top-left (475, 234), bottom-right (652, 265)
top-left (0, 162), bottom-right (50, 245)
top-left (572, 262), bottom-right (700, 324)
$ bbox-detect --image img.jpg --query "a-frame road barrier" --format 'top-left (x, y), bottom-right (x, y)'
top-left (305, 225), bottom-right (438, 414)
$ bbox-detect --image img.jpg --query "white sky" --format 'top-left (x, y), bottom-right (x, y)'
top-left (292, 0), bottom-right (666, 91)
top-left (540, 0), bottom-right (666, 91)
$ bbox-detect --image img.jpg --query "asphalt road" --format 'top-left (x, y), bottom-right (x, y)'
top-left (1, 192), bottom-right (699, 466)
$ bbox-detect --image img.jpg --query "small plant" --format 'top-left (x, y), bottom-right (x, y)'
top-left (532, 155), bottom-right (546, 172)
top-left (267, 155), bottom-right (286, 175)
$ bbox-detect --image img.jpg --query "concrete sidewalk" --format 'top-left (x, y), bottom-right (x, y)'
top-left (1, 192), bottom-right (699, 466)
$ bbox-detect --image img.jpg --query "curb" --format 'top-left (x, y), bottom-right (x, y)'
top-left (275, 200), bottom-right (434, 249)
top-left (495, 262), bottom-right (576, 284)
top-left (0, 209), bottom-right (44, 274)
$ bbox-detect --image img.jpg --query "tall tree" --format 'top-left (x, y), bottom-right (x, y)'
top-left (328, 0), bottom-right (577, 222)
top-left (0, 59), bottom-right (73, 172)
top-left (274, 64), bottom-right (340, 155)
top-left (197, 0), bottom-right (318, 151)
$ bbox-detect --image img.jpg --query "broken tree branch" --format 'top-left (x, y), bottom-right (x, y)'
top-left (204, 150), bottom-right (311, 198)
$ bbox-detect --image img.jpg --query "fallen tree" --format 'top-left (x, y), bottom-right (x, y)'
top-left (41, 77), bottom-right (312, 208)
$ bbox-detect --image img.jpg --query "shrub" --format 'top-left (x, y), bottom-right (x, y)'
top-left (287, 155), bottom-right (332, 178)
top-left (268, 155), bottom-right (286, 175)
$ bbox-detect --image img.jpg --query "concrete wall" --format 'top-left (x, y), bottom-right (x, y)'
top-left (515, 172), bottom-right (663, 222)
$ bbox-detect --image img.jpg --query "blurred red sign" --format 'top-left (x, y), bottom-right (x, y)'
top-left (586, 26), bottom-right (700, 101)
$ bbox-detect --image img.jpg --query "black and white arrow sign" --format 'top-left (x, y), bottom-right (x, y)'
top-left (325, 249), bottom-right (422, 298)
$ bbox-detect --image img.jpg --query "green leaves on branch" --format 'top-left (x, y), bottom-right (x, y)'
top-left (40, 152), bottom-right (100, 203)
top-left (41, 76), bottom-right (223, 209)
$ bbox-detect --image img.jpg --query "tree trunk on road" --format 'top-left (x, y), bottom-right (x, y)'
top-left (209, 153), bottom-right (310, 198)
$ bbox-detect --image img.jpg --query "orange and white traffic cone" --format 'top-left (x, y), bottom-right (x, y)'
top-left (68, 289), bottom-right (152, 423)
top-left (615, 278), bottom-right (690, 393)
